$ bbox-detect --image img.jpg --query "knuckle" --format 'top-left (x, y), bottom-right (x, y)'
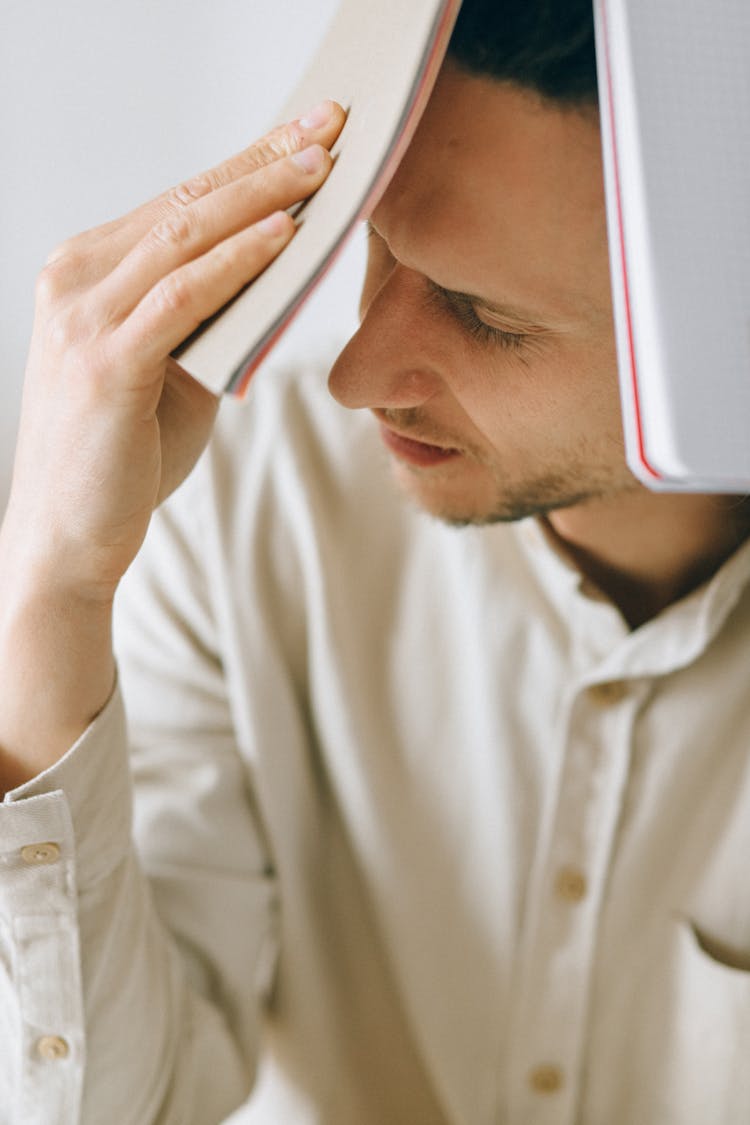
top-left (149, 211), bottom-right (195, 251)
top-left (43, 235), bottom-right (84, 270)
top-left (167, 174), bottom-right (213, 208)
top-left (35, 262), bottom-right (63, 307)
top-left (268, 123), bottom-right (305, 158)
top-left (154, 271), bottom-right (192, 317)
top-left (35, 247), bottom-right (80, 306)
top-left (245, 125), bottom-right (305, 169)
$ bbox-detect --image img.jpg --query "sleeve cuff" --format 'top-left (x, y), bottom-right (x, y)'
top-left (2, 683), bottom-right (133, 888)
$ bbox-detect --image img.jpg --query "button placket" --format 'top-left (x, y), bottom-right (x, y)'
top-left (508, 683), bottom-right (642, 1124)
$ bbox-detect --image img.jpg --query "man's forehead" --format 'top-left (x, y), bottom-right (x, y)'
top-left (370, 63), bottom-right (610, 327)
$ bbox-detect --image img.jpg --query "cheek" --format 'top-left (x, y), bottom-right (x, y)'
top-left (449, 338), bottom-right (621, 453)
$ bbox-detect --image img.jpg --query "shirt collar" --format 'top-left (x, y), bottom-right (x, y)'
top-left (514, 518), bottom-right (750, 682)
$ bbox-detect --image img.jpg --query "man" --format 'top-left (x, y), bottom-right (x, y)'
top-left (2, 2), bottom-right (750, 1122)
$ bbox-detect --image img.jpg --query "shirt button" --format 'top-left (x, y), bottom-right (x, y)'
top-left (555, 866), bottom-right (588, 903)
top-left (36, 1035), bottom-right (70, 1061)
top-left (529, 1064), bottom-right (564, 1094)
top-left (21, 842), bottom-right (61, 866)
top-left (588, 680), bottom-right (627, 705)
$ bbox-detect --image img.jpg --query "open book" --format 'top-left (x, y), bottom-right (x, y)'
top-left (173, 0), bottom-right (462, 396)
top-left (595, 0), bottom-right (750, 491)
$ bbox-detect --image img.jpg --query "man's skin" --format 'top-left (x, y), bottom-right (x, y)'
top-left (0, 61), bottom-right (746, 796)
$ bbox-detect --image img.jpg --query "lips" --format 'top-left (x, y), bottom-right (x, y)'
top-left (377, 422), bottom-right (461, 468)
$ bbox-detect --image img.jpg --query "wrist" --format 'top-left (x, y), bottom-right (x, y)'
top-left (0, 510), bottom-right (120, 614)
top-left (0, 537), bottom-right (116, 791)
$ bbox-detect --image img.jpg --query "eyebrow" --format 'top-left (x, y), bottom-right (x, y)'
top-left (365, 220), bottom-right (549, 330)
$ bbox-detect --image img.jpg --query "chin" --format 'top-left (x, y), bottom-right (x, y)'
top-left (390, 467), bottom-right (520, 526)
top-left (390, 462), bottom-right (491, 522)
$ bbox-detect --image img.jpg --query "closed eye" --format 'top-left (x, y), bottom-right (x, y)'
top-left (424, 280), bottom-right (530, 352)
top-left (366, 221), bottom-right (539, 354)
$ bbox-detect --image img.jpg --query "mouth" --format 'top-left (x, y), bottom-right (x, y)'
top-left (377, 421), bottom-right (462, 468)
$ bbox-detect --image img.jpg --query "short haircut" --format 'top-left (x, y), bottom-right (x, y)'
top-left (447, 0), bottom-right (599, 107)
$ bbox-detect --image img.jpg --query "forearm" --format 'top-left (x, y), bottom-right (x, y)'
top-left (0, 542), bottom-right (115, 794)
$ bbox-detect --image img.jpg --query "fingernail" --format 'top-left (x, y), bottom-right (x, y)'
top-left (299, 101), bottom-right (333, 129)
top-left (256, 211), bottom-right (288, 236)
top-left (291, 145), bottom-right (326, 173)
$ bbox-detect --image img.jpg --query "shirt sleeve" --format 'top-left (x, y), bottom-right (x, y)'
top-left (0, 454), bottom-right (277, 1124)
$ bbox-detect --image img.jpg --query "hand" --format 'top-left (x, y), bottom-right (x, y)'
top-left (3, 99), bottom-right (345, 605)
top-left (0, 100), bottom-right (345, 788)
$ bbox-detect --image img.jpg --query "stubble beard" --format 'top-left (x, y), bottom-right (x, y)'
top-left (382, 416), bottom-right (636, 527)
top-left (398, 467), bottom-right (632, 528)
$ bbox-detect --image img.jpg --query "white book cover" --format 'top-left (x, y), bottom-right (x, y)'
top-left (595, 0), bottom-right (750, 492)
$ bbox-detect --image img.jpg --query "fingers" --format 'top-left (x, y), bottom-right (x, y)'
top-left (98, 142), bottom-right (333, 323)
top-left (52, 101), bottom-right (346, 292)
top-left (179, 100), bottom-right (344, 195)
top-left (113, 209), bottom-right (297, 372)
top-left (124, 100), bottom-right (345, 241)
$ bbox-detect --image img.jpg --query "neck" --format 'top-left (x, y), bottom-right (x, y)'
top-left (546, 489), bottom-right (750, 629)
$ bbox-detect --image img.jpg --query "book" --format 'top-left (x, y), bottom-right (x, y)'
top-left (595, 0), bottom-right (750, 491)
top-left (173, 0), bottom-right (462, 396)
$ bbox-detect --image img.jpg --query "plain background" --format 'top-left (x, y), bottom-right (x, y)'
top-left (0, 0), bottom-right (366, 507)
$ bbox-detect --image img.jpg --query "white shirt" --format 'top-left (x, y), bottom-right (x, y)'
top-left (3, 351), bottom-right (750, 1124)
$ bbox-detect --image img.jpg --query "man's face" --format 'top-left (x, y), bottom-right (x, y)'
top-left (328, 59), bottom-right (638, 525)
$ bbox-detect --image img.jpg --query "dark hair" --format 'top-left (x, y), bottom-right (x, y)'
top-left (447, 0), bottom-right (599, 107)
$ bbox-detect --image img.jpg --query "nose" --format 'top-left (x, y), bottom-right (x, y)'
top-left (328, 265), bottom-right (444, 411)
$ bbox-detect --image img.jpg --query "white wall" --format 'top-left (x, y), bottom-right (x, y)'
top-left (0, 0), bottom-right (366, 506)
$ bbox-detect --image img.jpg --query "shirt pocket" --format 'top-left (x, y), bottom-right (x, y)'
top-left (653, 918), bottom-right (750, 1124)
